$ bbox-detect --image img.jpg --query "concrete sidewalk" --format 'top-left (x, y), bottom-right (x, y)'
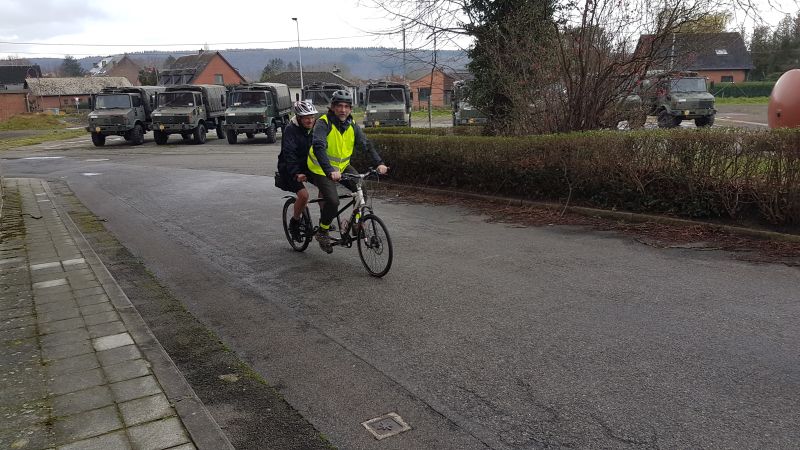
top-left (1, 178), bottom-right (233, 450)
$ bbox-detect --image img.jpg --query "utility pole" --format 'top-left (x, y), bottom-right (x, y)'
top-left (402, 21), bottom-right (406, 81)
top-left (292, 18), bottom-right (304, 90)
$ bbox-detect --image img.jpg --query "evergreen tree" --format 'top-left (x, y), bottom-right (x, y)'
top-left (260, 58), bottom-right (286, 81)
top-left (60, 55), bottom-right (85, 77)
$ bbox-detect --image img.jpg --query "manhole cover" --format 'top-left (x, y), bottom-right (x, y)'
top-left (362, 412), bottom-right (411, 440)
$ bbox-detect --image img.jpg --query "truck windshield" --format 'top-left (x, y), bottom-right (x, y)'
top-left (368, 89), bottom-right (405, 104)
top-left (305, 91), bottom-right (335, 107)
top-left (670, 78), bottom-right (707, 92)
top-left (94, 94), bottom-right (131, 109)
top-left (159, 92), bottom-right (196, 107)
top-left (230, 91), bottom-right (267, 107)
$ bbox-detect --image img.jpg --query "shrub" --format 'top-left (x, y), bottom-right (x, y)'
top-left (356, 129), bottom-right (800, 227)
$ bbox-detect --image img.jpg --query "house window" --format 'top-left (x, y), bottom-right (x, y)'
top-left (715, 49), bottom-right (728, 55)
top-left (444, 90), bottom-right (453, 105)
top-left (721, 75), bottom-right (734, 83)
top-left (419, 87), bottom-right (431, 101)
top-left (214, 74), bottom-right (224, 84)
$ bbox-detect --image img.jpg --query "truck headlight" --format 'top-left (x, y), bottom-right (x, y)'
top-left (677, 99), bottom-right (687, 103)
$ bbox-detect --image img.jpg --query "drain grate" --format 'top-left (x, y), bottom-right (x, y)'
top-left (361, 412), bottom-right (412, 440)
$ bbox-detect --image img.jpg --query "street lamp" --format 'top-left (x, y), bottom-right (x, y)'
top-left (292, 17), bottom-right (304, 90)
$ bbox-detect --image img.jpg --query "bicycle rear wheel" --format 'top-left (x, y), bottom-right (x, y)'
top-left (282, 197), bottom-right (313, 252)
top-left (357, 214), bottom-right (393, 277)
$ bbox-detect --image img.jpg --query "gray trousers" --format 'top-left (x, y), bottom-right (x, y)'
top-left (310, 165), bottom-right (359, 227)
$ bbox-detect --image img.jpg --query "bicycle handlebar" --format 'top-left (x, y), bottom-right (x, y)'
top-left (340, 168), bottom-right (380, 181)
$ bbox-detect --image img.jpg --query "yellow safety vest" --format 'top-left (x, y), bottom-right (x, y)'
top-left (307, 115), bottom-right (354, 176)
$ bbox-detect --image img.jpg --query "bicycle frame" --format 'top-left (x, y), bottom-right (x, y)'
top-left (304, 176), bottom-right (371, 248)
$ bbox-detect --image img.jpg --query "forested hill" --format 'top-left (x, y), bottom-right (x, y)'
top-left (30, 47), bottom-right (469, 82)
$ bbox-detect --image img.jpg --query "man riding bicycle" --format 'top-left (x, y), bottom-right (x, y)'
top-left (308, 90), bottom-right (388, 253)
top-left (277, 100), bottom-right (318, 242)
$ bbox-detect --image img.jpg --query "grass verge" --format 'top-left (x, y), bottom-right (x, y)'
top-left (0, 129), bottom-right (85, 151)
top-left (715, 96), bottom-right (769, 105)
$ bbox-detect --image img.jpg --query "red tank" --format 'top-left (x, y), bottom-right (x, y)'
top-left (768, 69), bottom-right (800, 128)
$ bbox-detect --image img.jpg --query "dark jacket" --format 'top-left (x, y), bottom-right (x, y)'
top-left (311, 111), bottom-right (383, 176)
top-left (277, 117), bottom-right (313, 177)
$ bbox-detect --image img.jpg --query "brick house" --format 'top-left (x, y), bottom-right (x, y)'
top-left (26, 77), bottom-right (132, 112)
top-left (0, 65), bottom-right (41, 121)
top-left (89, 55), bottom-right (142, 86)
top-left (409, 69), bottom-right (456, 110)
top-left (636, 32), bottom-right (754, 83)
top-left (263, 71), bottom-right (357, 103)
top-left (159, 50), bottom-right (246, 86)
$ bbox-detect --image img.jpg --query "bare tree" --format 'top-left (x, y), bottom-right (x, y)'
top-left (365, 0), bottom-right (776, 134)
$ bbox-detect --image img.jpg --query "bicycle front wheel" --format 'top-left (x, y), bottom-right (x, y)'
top-left (282, 197), bottom-right (312, 252)
top-left (357, 214), bottom-right (393, 277)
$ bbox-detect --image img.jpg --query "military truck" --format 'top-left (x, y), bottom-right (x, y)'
top-left (302, 82), bottom-right (347, 117)
top-left (223, 83), bottom-right (292, 144)
top-left (451, 80), bottom-right (488, 126)
top-left (151, 84), bottom-right (227, 145)
top-left (86, 86), bottom-right (164, 146)
top-left (640, 71), bottom-right (716, 128)
top-left (363, 81), bottom-right (412, 127)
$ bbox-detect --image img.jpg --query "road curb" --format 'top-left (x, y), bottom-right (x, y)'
top-left (42, 180), bottom-right (235, 450)
top-left (378, 181), bottom-right (800, 243)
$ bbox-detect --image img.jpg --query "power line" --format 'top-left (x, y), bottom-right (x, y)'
top-left (0, 34), bottom-right (375, 48)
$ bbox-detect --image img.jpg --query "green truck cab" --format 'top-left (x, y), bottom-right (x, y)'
top-left (363, 81), bottom-right (412, 127)
top-left (86, 86), bottom-right (164, 147)
top-left (641, 71), bottom-right (716, 128)
top-left (223, 83), bottom-right (292, 144)
top-left (151, 84), bottom-right (227, 145)
top-left (302, 82), bottom-right (347, 118)
top-left (451, 80), bottom-right (488, 126)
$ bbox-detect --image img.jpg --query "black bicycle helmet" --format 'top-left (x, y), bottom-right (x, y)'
top-left (330, 89), bottom-right (353, 105)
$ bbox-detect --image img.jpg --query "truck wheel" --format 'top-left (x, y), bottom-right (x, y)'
top-left (657, 111), bottom-right (679, 129)
top-left (226, 129), bottom-right (238, 144)
top-left (91, 132), bottom-right (106, 147)
top-left (216, 123), bottom-right (225, 139)
top-left (265, 123), bottom-right (277, 144)
top-left (154, 130), bottom-right (168, 145)
top-left (131, 124), bottom-right (145, 145)
top-left (695, 115), bottom-right (715, 127)
top-left (245, 132), bottom-right (255, 139)
top-left (193, 124), bottom-right (207, 145)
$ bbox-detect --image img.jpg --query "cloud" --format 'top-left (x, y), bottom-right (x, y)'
top-left (0, 0), bottom-right (109, 41)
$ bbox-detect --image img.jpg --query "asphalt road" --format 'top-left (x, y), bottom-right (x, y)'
top-left (1, 129), bottom-right (797, 449)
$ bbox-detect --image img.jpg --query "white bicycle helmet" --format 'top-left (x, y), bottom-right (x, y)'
top-left (293, 100), bottom-right (318, 116)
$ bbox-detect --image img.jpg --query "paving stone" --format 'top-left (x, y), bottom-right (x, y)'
top-left (76, 293), bottom-right (110, 307)
top-left (52, 385), bottom-right (114, 417)
top-left (80, 302), bottom-right (114, 317)
top-left (38, 306), bottom-right (81, 324)
top-left (30, 261), bottom-right (61, 271)
top-left (87, 321), bottom-right (126, 339)
top-left (93, 333), bottom-right (134, 352)
top-left (42, 341), bottom-right (93, 361)
top-left (0, 397), bottom-right (49, 433)
top-left (0, 423), bottom-right (55, 450)
top-left (48, 367), bottom-right (105, 396)
top-left (61, 258), bottom-right (86, 267)
top-left (47, 353), bottom-right (100, 377)
top-left (36, 299), bottom-right (79, 314)
top-left (0, 325), bottom-right (36, 342)
top-left (34, 292), bottom-right (72, 305)
top-left (110, 375), bottom-right (162, 403)
top-left (41, 328), bottom-right (89, 349)
top-left (40, 317), bottom-right (85, 335)
top-left (0, 315), bottom-right (35, 331)
top-left (32, 270), bottom-right (70, 284)
top-left (0, 336), bottom-right (38, 358)
top-left (73, 286), bottom-right (105, 298)
top-left (83, 311), bottom-right (119, 326)
top-left (119, 393), bottom-right (174, 427)
top-left (104, 359), bottom-right (150, 383)
top-left (56, 430), bottom-right (131, 450)
top-left (0, 306), bottom-right (32, 321)
top-left (97, 345), bottom-right (142, 367)
top-left (127, 417), bottom-right (190, 450)
top-left (53, 405), bottom-right (123, 444)
top-left (33, 284), bottom-right (72, 296)
top-left (32, 278), bottom-right (68, 290)
top-left (166, 444), bottom-right (196, 450)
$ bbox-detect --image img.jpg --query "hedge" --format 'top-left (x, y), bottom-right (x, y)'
top-left (364, 126), bottom-right (484, 136)
top-left (356, 129), bottom-right (800, 228)
top-left (711, 82), bottom-right (775, 98)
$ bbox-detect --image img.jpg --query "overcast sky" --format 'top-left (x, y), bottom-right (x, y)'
top-left (0, 0), bottom-right (796, 60)
top-left (0, 0), bottom-right (424, 59)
